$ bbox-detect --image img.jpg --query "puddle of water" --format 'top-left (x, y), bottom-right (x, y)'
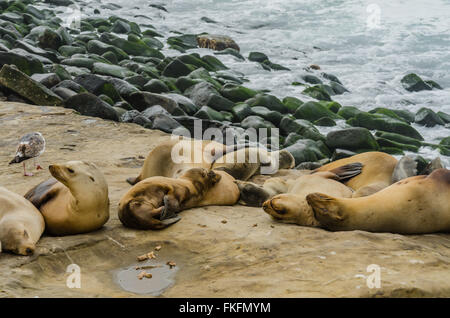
top-left (114, 261), bottom-right (178, 296)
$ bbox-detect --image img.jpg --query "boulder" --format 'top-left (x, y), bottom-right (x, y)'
top-left (64, 92), bottom-right (119, 121)
top-left (0, 65), bottom-right (63, 106)
top-left (127, 91), bottom-right (183, 114)
top-left (293, 101), bottom-right (341, 121)
top-left (415, 108), bottom-right (445, 127)
top-left (0, 51), bottom-right (43, 75)
top-left (197, 34), bottom-right (240, 51)
top-left (401, 73), bottom-right (433, 92)
top-left (31, 73), bottom-right (61, 88)
top-left (326, 127), bottom-right (379, 151)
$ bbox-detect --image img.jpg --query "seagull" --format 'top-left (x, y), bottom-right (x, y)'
top-left (9, 132), bottom-right (46, 176)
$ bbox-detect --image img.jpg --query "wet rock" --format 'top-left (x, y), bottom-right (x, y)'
top-left (162, 59), bottom-right (195, 77)
top-left (124, 75), bottom-right (149, 89)
top-left (143, 79), bottom-right (169, 93)
top-left (370, 107), bottom-right (415, 124)
top-left (206, 93), bottom-right (234, 112)
top-left (31, 73), bottom-right (61, 88)
top-left (100, 33), bottom-right (164, 59)
top-left (141, 105), bottom-right (170, 119)
top-left (414, 108), bottom-right (445, 127)
top-left (241, 115), bottom-right (275, 130)
top-left (111, 20), bottom-right (131, 34)
top-left (376, 137), bottom-right (420, 153)
top-left (284, 139), bottom-right (329, 165)
top-left (437, 111), bottom-right (450, 124)
top-left (326, 127), bottom-right (379, 151)
top-left (74, 74), bottom-right (121, 102)
top-left (52, 87), bottom-right (77, 100)
top-left (231, 103), bottom-right (253, 122)
top-left (194, 106), bottom-right (226, 121)
top-left (214, 48), bottom-right (245, 61)
top-left (347, 112), bottom-right (423, 141)
top-left (302, 74), bottom-right (322, 84)
top-left (164, 93), bottom-right (198, 115)
top-left (314, 117), bottom-right (336, 126)
top-left (64, 92), bottom-right (119, 121)
top-left (197, 34), bottom-right (240, 52)
top-left (331, 149), bottom-right (357, 161)
top-left (321, 72), bottom-right (342, 84)
top-left (59, 45), bottom-right (87, 57)
top-left (293, 101), bottom-right (342, 121)
top-left (0, 64), bottom-right (63, 106)
top-left (302, 85), bottom-right (332, 101)
top-left (250, 106), bottom-right (283, 126)
top-left (107, 77), bottom-right (140, 99)
top-left (27, 26), bottom-right (62, 50)
top-left (282, 96), bottom-right (303, 113)
top-left (202, 55), bottom-right (228, 71)
top-left (375, 131), bottom-right (422, 148)
top-left (401, 73), bottom-right (433, 92)
top-left (121, 109), bottom-right (141, 122)
top-left (221, 85), bottom-right (257, 102)
top-left (62, 57), bottom-right (97, 70)
top-left (93, 62), bottom-right (136, 79)
top-left (248, 52), bottom-right (268, 63)
top-left (53, 80), bottom-right (84, 93)
top-left (167, 34), bottom-right (198, 51)
top-left (127, 91), bottom-right (183, 114)
top-left (87, 40), bottom-right (129, 61)
top-left (185, 81), bottom-right (218, 107)
top-left (329, 81), bottom-right (349, 95)
top-left (14, 40), bottom-right (59, 62)
top-left (280, 116), bottom-right (325, 141)
top-left (0, 51), bottom-right (43, 75)
top-left (150, 114), bottom-right (182, 133)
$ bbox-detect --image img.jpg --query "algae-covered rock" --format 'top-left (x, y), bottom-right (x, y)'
top-left (437, 111), bottom-right (450, 124)
top-left (376, 137), bottom-right (420, 153)
top-left (197, 34), bottom-right (240, 52)
top-left (248, 94), bottom-right (287, 113)
top-left (280, 116), bottom-right (325, 141)
top-left (241, 115), bottom-right (275, 130)
top-left (414, 107), bottom-right (445, 127)
top-left (167, 34), bottom-right (198, 51)
top-left (326, 127), bottom-right (379, 151)
top-left (248, 52), bottom-right (268, 63)
top-left (284, 139), bottom-right (329, 165)
top-left (64, 92), bottom-right (119, 121)
top-left (220, 84), bottom-right (257, 102)
top-left (206, 93), bottom-right (234, 112)
top-left (374, 131), bottom-right (422, 148)
top-left (293, 101), bottom-right (342, 121)
top-left (164, 93), bottom-right (198, 115)
top-left (0, 51), bottom-right (43, 75)
top-left (194, 105), bottom-right (225, 121)
top-left (282, 96), bottom-right (303, 113)
top-left (348, 112), bottom-right (423, 141)
top-left (185, 81), bottom-right (218, 107)
top-left (31, 73), bottom-right (60, 88)
top-left (127, 91), bottom-right (183, 114)
top-left (314, 117), bottom-right (336, 126)
top-left (401, 73), bottom-right (433, 92)
top-left (162, 59), bottom-right (196, 78)
top-left (27, 26), bottom-right (62, 50)
top-left (143, 79), bottom-right (169, 93)
top-left (87, 40), bottom-right (129, 61)
top-left (302, 85), bottom-right (332, 101)
top-left (250, 106), bottom-right (283, 126)
top-left (337, 106), bottom-right (364, 120)
top-left (302, 74), bottom-right (322, 84)
top-left (231, 103), bottom-right (253, 122)
top-left (0, 64), bottom-right (63, 106)
top-left (93, 62), bottom-right (136, 79)
top-left (214, 48), bottom-right (245, 61)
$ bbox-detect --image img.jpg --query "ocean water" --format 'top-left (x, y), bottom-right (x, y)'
top-left (82, 0), bottom-right (450, 165)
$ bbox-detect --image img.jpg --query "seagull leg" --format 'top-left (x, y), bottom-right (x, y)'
top-left (23, 162), bottom-right (33, 177)
top-left (34, 158), bottom-right (43, 170)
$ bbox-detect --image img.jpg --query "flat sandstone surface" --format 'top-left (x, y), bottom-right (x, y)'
top-left (1, 102), bottom-right (450, 297)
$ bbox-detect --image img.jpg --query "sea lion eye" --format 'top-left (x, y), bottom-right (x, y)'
top-left (67, 168), bottom-right (75, 173)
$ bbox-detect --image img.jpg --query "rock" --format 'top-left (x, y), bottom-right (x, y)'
top-left (424, 80), bottom-right (443, 90)
top-left (231, 103), bottom-right (253, 122)
top-left (52, 87), bottom-right (77, 100)
top-left (248, 94), bottom-right (287, 113)
top-left (102, 51), bottom-right (118, 65)
top-left (107, 77), bottom-right (139, 99)
top-left (167, 34), bottom-right (198, 51)
top-left (0, 65), bottom-right (63, 106)
top-left (293, 101), bottom-right (341, 121)
top-left (59, 45), bottom-right (87, 57)
top-left (194, 106), bottom-right (225, 121)
top-left (100, 33), bottom-right (164, 59)
top-left (214, 48), bottom-right (245, 61)
top-left (347, 112), bottom-right (424, 141)
top-left (0, 51), bottom-right (43, 75)
top-left (93, 62), bottom-right (136, 79)
top-left (302, 74), bottom-right (322, 84)
top-left (143, 79), bottom-right (169, 94)
top-left (280, 116), bottom-right (325, 141)
top-left (321, 72), bottom-right (342, 84)
top-left (206, 93), bottom-right (234, 112)
top-left (221, 85), bottom-right (257, 102)
top-left (62, 57), bottom-right (97, 70)
top-left (401, 73), bottom-right (433, 92)
top-left (150, 114), bottom-right (182, 133)
top-left (202, 55), bottom-right (228, 71)
top-left (241, 115), bottom-right (275, 130)
top-left (331, 149), bottom-right (357, 161)
top-left (314, 117), bottom-right (336, 126)
top-left (302, 85), bottom-right (332, 101)
top-left (326, 128), bottom-right (379, 151)
top-left (127, 91), bottom-right (184, 114)
top-left (370, 107), bottom-right (415, 124)
top-left (376, 137), bottom-right (420, 153)
top-left (74, 74), bottom-right (122, 102)
top-left (111, 20), bottom-right (131, 34)
top-left (330, 81), bottom-right (349, 95)
top-left (53, 80), bottom-right (84, 93)
top-left (141, 105), bottom-right (170, 119)
top-left (64, 92), bottom-right (119, 121)
top-left (28, 26), bottom-right (62, 50)
top-left (197, 34), bottom-right (240, 51)
top-left (162, 59), bottom-right (195, 77)
top-left (124, 75), bottom-right (149, 89)
top-left (248, 52), bottom-right (268, 63)
top-left (282, 96), bottom-right (303, 113)
top-left (374, 131), bottom-right (422, 148)
top-left (415, 108), bottom-right (445, 127)
top-left (185, 81), bottom-right (218, 107)
top-left (14, 40), bottom-right (59, 62)
top-left (437, 111), bottom-right (450, 124)
top-left (284, 139), bottom-right (329, 165)
top-left (87, 40), bottom-right (129, 61)
top-left (250, 106), bottom-right (283, 126)
top-left (337, 106), bottom-right (364, 120)
top-left (121, 109), bottom-right (141, 122)
top-left (164, 93), bottom-right (198, 115)
top-left (31, 73), bottom-right (61, 88)
top-left (324, 101), bottom-right (342, 113)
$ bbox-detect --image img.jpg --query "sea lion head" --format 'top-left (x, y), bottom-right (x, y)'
top-left (235, 180), bottom-right (271, 207)
top-left (0, 220), bottom-right (36, 256)
top-left (262, 194), bottom-right (319, 226)
top-left (48, 161), bottom-right (108, 198)
top-left (180, 168), bottom-right (221, 193)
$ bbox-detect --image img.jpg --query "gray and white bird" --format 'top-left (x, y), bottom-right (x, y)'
top-left (9, 132), bottom-right (46, 176)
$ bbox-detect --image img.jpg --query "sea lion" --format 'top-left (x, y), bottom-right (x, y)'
top-left (0, 187), bottom-right (45, 255)
top-left (126, 138), bottom-right (241, 185)
top-left (261, 163), bottom-right (362, 226)
top-left (24, 161), bottom-right (109, 236)
top-left (391, 156), bottom-right (417, 184)
top-left (306, 168), bottom-right (450, 234)
top-left (316, 151), bottom-right (398, 197)
top-left (127, 137), bottom-right (294, 184)
top-left (119, 168), bottom-right (239, 230)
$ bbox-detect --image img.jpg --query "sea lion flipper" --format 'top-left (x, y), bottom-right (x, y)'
top-left (126, 175), bottom-right (141, 186)
top-left (306, 193), bottom-right (344, 221)
top-left (329, 162), bottom-right (363, 182)
top-left (159, 215), bottom-right (182, 228)
top-left (160, 195), bottom-right (180, 220)
top-left (24, 178), bottom-right (59, 209)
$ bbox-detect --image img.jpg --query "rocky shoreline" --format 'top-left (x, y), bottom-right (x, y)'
top-left (0, 0), bottom-right (448, 169)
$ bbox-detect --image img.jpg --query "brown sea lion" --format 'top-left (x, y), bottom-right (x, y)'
top-left (25, 161), bottom-right (109, 236)
top-left (0, 187), bottom-right (45, 255)
top-left (119, 168), bottom-right (239, 230)
top-left (262, 163), bottom-right (362, 226)
top-left (306, 169), bottom-right (450, 234)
